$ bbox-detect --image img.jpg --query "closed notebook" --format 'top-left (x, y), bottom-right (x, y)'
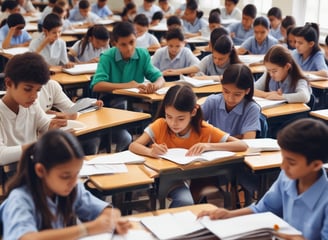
top-left (62, 63), bottom-right (98, 75)
top-left (178, 75), bottom-right (220, 87)
top-left (159, 148), bottom-right (235, 165)
top-left (242, 138), bottom-right (280, 154)
top-left (239, 54), bottom-right (265, 66)
top-left (253, 96), bottom-right (287, 109)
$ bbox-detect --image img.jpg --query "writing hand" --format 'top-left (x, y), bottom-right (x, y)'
top-left (150, 143), bottom-right (168, 157)
top-left (49, 119), bottom-right (67, 129)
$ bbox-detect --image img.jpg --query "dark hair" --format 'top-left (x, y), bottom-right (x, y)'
top-left (121, 2), bottom-right (136, 21)
top-left (7, 12), bottom-right (25, 27)
top-left (210, 27), bottom-right (228, 47)
top-left (43, 13), bottom-right (62, 30)
top-left (263, 45), bottom-right (307, 92)
top-left (267, 7), bottom-right (282, 20)
top-left (78, 0), bottom-right (90, 9)
top-left (145, 0), bottom-right (155, 2)
top-left (213, 35), bottom-right (241, 64)
top-left (243, 4), bottom-right (257, 19)
top-left (1, 0), bottom-right (19, 12)
top-left (253, 16), bottom-right (270, 29)
top-left (152, 11), bottom-right (163, 21)
top-left (226, 0), bottom-right (239, 4)
top-left (166, 15), bottom-right (181, 27)
top-left (209, 8), bottom-right (221, 16)
top-left (6, 130), bottom-right (85, 229)
top-left (294, 23), bottom-right (321, 56)
top-left (222, 64), bottom-right (254, 101)
top-left (52, 4), bottom-right (65, 15)
top-left (133, 13), bottom-right (149, 27)
top-left (112, 21), bottom-right (136, 42)
top-left (156, 85), bottom-right (203, 135)
top-left (78, 25), bottom-right (109, 57)
top-left (208, 12), bottom-right (221, 24)
top-left (49, 0), bottom-right (58, 4)
top-left (277, 118), bottom-right (328, 164)
top-left (186, 0), bottom-right (203, 19)
top-left (4, 52), bottom-right (50, 86)
top-left (165, 28), bottom-right (184, 41)
top-left (281, 16), bottom-right (295, 30)
top-left (326, 35), bottom-right (328, 46)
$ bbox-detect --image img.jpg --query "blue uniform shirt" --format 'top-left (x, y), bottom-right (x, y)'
top-left (197, 54), bottom-right (230, 76)
top-left (182, 17), bottom-right (208, 34)
top-left (241, 35), bottom-right (278, 54)
top-left (0, 24), bottom-right (31, 48)
top-left (227, 22), bottom-right (254, 45)
top-left (292, 49), bottom-right (328, 72)
top-left (91, 3), bottom-right (112, 18)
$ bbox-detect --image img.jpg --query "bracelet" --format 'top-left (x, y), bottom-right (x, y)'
top-left (78, 223), bottom-right (88, 238)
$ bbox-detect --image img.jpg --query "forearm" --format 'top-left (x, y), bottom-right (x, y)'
top-left (2, 32), bottom-right (14, 49)
top-left (209, 140), bottom-right (248, 152)
top-left (254, 89), bottom-right (268, 98)
top-left (129, 142), bottom-right (152, 157)
top-left (92, 81), bottom-right (138, 92)
top-left (228, 207), bottom-right (254, 218)
top-left (35, 40), bottom-right (49, 53)
top-left (153, 77), bottom-right (165, 90)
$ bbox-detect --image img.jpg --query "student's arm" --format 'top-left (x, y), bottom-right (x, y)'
top-left (281, 79), bottom-right (311, 103)
top-left (138, 76), bottom-right (165, 94)
top-left (197, 206), bottom-right (253, 220)
top-left (306, 69), bottom-right (328, 78)
top-left (162, 65), bottom-right (200, 76)
top-left (2, 26), bottom-right (16, 49)
top-left (237, 37), bottom-right (252, 55)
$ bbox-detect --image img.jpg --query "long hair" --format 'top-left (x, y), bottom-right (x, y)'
top-left (294, 23), bottom-right (321, 57)
top-left (213, 35), bottom-right (241, 64)
top-left (6, 130), bottom-right (85, 230)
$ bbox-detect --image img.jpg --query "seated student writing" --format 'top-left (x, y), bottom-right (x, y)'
top-left (0, 130), bottom-right (131, 239)
top-left (17, 0), bottom-right (36, 16)
top-left (182, 0), bottom-right (208, 38)
top-left (91, 0), bottom-right (113, 19)
top-left (68, 25), bottom-right (110, 63)
top-left (0, 52), bottom-right (67, 166)
top-left (220, 0), bottom-right (242, 21)
top-left (137, 0), bottom-right (161, 22)
top-left (198, 118), bottom-right (328, 240)
top-left (129, 85), bottom-right (247, 207)
top-left (52, 3), bottom-right (74, 32)
top-left (150, 10), bottom-right (164, 27)
top-left (175, 0), bottom-right (198, 17)
top-left (255, 45), bottom-right (311, 103)
top-left (29, 13), bottom-right (74, 69)
top-left (267, 7), bottom-right (283, 41)
top-left (208, 11), bottom-right (222, 32)
top-left (69, 0), bottom-right (100, 26)
top-left (158, 0), bottom-right (175, 18)
top-left (292, 23), bottom-right (328, 78)
top-left (286, 26), bottom-right (300, 51)
top-left (133, 13), bottom-right (160, 51)
top-left (237, 16), bottom-right (278, 55)
top-left (0, 0), bottom-right (20, 27)
top-left (227, 4), bottom-right (257, 46)
top-left (0, 13), bottom-right (31, 49)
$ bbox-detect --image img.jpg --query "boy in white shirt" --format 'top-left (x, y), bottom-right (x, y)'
top-left (221, 0), bottom-right (242, 21)
top-left (137, 0), bottom-right (161, 22)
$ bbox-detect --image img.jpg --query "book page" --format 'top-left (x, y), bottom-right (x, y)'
top-left (253, 97), bottom-right (287, 109)
top-left (85, 151), bottom-right (145, 165)
top-left (65, 98), bottom-right (98, 114)
top-left (242, 138), bottom-right (280, 153)
top-left (62, 63), bottom-right (98, 75)
top-left (239, 55), bottom-right (265, 66)
top-left (178, 75), bottom-right (220, 87)
top-left (1, 47), bottom-right (29, 55)
top-left (311, 109), bottom-right (328, 117)
top-left (79, 163), bottom-right (127, 177)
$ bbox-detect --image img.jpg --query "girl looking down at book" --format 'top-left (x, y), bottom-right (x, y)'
top-left (129, 85), bottom-right (247, 207)
top-left (255, 45), bottom-right (311, 103)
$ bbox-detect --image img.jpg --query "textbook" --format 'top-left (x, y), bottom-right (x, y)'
top-left (253, 96), bottom-right (287, 109)
top-left (62, 63), bottom-right (98, 75)
top-left (239, 54), bottom-right (265, 66)
top-left (200, 212), bottom-right (302, 240)
top-left (85, 150), bottom-right (145, 165)
top-left (65, 98), bottom-right (99, 114)
top-left (178, 75), bottom-right (220, 88)
top-left (159, 148), bottom-right (235, 165)
top-left (79, 163), bottom-right (127, 177)
top-left (242, 138), bottom-right (280, 154)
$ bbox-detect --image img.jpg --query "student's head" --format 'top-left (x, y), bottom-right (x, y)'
top-left (6, 13), bottom-right (25, 36)
top-left (280, 16), bottom-right (295, 39)
top-left (1, 0), bottom-right (20, 13)
top-left (208, 12), bottom-right (221, 32)
top-left (97, 0), bottom-right (107, 8)
top-left (7, 130), bottom-right (85, 229)
top-left (166, 15), bottom-right (182, 31)
top-left (287, 26), bottom-right (300, 50)
top-left (157, 85), bottom-right (203, 135)
top-left (267, 7), bottom-right (282, 29)
top-left (42, 13), bottom-right (63, 43)
top-left (158, 0), bottom-right (169, 11)
top-left (4, 52), bottom-right (50, 108)
top-left (79, 25), bottom-right (109, 56)
top-left (151, 11), bottom-right (164, 25)
top-left (143, 0), bottom-right (155, 11)
top-left (224, 0), bottom-right (239, 14)
top-left (212, 35), bottom-right (240, 68)
top-left (263, 45), bottom-right (306, 91)
top-left (165, 28), bottom-right (185, 58)
top-left (277, 119), bottom-right (328, 179)
top-left (112, 21), bottom-right (136, 60)
top-left (183, 0), bottom-right (203, 23)
top-left (294, 23), bottom-right (321, 57)
top-left (121, 2), bottom-right (136, 22)
top-left (242, 4), bottom-right (257, 30)
top-left (52, 4), bottom-right (66, 18)
top-left (133, 13), bottom-right (149, 37)
top-left (253, 16), bottom-right (270, 44)
top-left (78, 0), bottom-right (90, 17)
top-left (209, 26), bottom-right (228, 49)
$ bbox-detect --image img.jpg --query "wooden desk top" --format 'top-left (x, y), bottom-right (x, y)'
top-left (310, 109), bottom-right (328, 121)
top-left (75, 107), bottom-right (151, 136)
top-left (310, 80), bottom-right (328, 89)
top-left (244, 151), bottom-right (282, 171)
top-left (51, 72), bottom-right (92, 85)
top-left (261, 103), bottom-right (310, 118)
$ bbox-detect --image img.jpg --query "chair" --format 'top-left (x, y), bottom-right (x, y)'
top-left (256, 114), bottom-right (268, 138)
top-left (307, 93), bottom-right (317, 111)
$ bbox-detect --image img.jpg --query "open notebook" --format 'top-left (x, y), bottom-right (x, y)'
top-left (178, 75), bottom-right (220, 88)
top-left (253, 96), bottom-right (287, 109)
top-left (65, 98), bottom-right (99, 114)
top-left (62, 63), bottom-right (98, 75)
top-left (239, 55), bottom-right (265, 66)
top-left (242, 138), bottom-right (280, 154)
top-left (0, 47), bottom-right (29, 55)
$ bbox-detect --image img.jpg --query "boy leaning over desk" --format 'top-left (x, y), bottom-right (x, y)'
top-left (198, 118), bottom-right (328, 240)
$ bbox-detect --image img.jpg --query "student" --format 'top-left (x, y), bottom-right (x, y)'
top-left (220, 0), bottom-right (242, 21)
top-left (39, 0), bottom-right (57, 27)
top-left (174, 0), bottom-right (199, 16)
top-left (129, 85), bottom-right (247, 207)
top-left (208, 11), bottom-right (222, 32)
top-left (164, 34), bottom-right (240, 81)
top-left (238, 16), bottom-right (278, 55)
top-left (0, 52), bottom-right (67, 165)
top-left (255, 45), bottom-right (311, 103)
top-left (152, 28), bottom-right (199, 74)
top-left (227, 4), bottom-right (257, 46)
top-left (158, 0), bottom-right (175, 18)
top-left (17, 0), bottom-right (36, 16)
top-left (280, 15), bottom-right (296, 44)
top-left (0, 0), bottom-right (20, 27)
top-left (52, 3), bottom-right (73, 32)
top-left (292, 23), bottom-right (328, 77)
top-left (68, 0), bottom-right (100, 25)
top-left (0, 12), bottom-right (31, 49)
top-left (182, 0), bottom-right (208, 38)
top-left (150, 11), bottom-right (164, 27)
top-left (137, 0), bottom-right (161, 22)
top-left (198, 118), bottom-right (328, 240)
top-left (68, 25), bottom-right (110, 63)
top-left (29, 13), bottom-right (74, 68)
top-left (166, 15), bottom-right (183, 31)
top-left (267, 7), bottom-right (283, 40)
top-left (121, 2), bottom-right (137, 22)
top-left (286, 26), bottom-right (300, 50)
top-left (202, 64), bottom-right (260, 139)
top-left (0, 130), bottom-right (131, 239)
top-left (133, 13), bottom-right (160, 50)
top-left (91, 0), bottom-right (112, 18)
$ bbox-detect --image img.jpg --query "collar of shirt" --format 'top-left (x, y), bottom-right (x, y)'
top-left (218, 95), bottom-right (245, 115)
top-left (164, 46), bottom-right (183, 61)
top-left (114, 48), bottom-right (139, 62)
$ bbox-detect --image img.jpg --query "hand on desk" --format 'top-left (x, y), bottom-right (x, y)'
top-left (273, 232), bottom-right (305, 240)
top-left (186, 143), bottom-right (209, 156)
top-left (197, 208), bottom-right (232, 220)
top-left (151, 143), bottom-right (168, 157)
top-left (264, 91), bottom-right (284, 100)
top-left (138, 83), bottom-right (158, 94)
top-left (49, 118), bottom-right (68, 129)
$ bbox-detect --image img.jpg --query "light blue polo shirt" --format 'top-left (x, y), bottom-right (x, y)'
top-left (202, 94), bottom-right (261, 136)
top-left (182, 17), bottom-right (208, 34)
top-left (250, 169), bottom-right (328, 240)
top-left (0, 24), bottom-right (31, 48)
top-left (91, 3), bottom-right (112, 18)
top-left (292, 49), bottom-right (328, 72)
top-left (269, 25), bottom-right (283, 40)
top-left (241, 35), bottom-right (278, 54)
top-left (196, 54), bottom-right (230, 76)
top-left (227, 22), bottom-right (254, 45)
top-left (68, 8), bottom-right (100, 23)
top-left (137, 5), bottom-right (162, 22)
top-left (151, 46), bottom-right (200, 71)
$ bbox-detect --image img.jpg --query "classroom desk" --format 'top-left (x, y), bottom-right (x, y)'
top-left (310, 80), bottom-right (328, 109)
top-left (310, 109), bottom-right (328, 121)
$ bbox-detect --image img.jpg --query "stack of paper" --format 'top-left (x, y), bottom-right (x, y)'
top-left (79, 163), bottom-right (127, 177)
top-left (62, 63), bottom-right (98, 75)
top-left (239, 54), bottom-right (265, 66)
top-left (178, 75), bottom-right (220, 88)
top-left (242, 138), bottom-right (280, 154)
top-left (85, 151), bottom-right (145, 165)
top-left (65, 98), bottom-right (98, 114)
top-left (253, 96), bottom-right (287, 109)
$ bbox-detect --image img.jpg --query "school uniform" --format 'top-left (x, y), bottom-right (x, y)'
top-left (255, 71), bottom-right (311, 103)
top-left (220, 7), bottom-right (242, 21)
top-left (68, 8), bottom-right (100, 23)
top-left (291, 50), bottom-right (328, 72)
top-left (29, 33), bottom-right (68, 66)
top-left (249, 169), bottom-right (328, 240)
top-left (135, 32), bottom-right (159, 49)
top-left (161, 4), bottom-right (175, 17)
top-left (196, 54), bottom-right (230, 76)
top-left (227, 22), bottom-right (254, 45)
top-left (0, 182), bottom-right (109, 239)
top-left (62, 19), bottom-right (73, 31)
top-left (241, 35), bottom-right (278, 54)
top-left (0, 100), bottom-right (50, 165)
top-left (182, 17), bottom-right (208, 34)
top-left (39, 6), bottom-right (53, 24)
top-left (202, 94), bottom-right (261, 136)
top-left (91, 3), bottom-right (112, 18)
top-left (19, 0), bottom-right (36, 14)
top-left (137, 4), bottom-right (162, 22)
top-left (269, 25), bottom-right (283, 40)
top-left (151, 46), bottom-right (200, 71)
top-left (0, 24), bottom-right (31, 48)
top-left (71, 40), bottom-right (109, 62)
